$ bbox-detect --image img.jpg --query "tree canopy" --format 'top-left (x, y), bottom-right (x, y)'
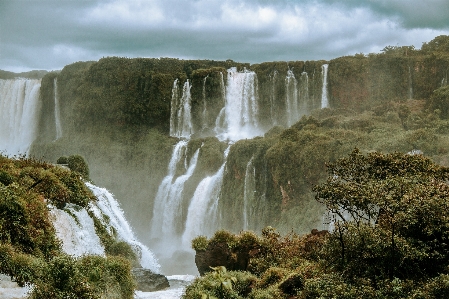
top-left (314, 149), bottom-right (449, 282)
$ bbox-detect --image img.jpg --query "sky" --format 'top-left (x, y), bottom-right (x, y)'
top-left (1, 0), bottom-right (449, 73)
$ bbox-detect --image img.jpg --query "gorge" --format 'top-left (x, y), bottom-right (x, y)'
top-left (1, 36), bottom-right (449, 280)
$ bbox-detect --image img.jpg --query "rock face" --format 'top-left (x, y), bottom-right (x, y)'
top-left (131, 268), bottom-right (170, 292)
top-left (195, 241), bottom-right (256, 276)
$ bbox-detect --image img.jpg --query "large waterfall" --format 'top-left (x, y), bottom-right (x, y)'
top-left (216, 67), bottom-right (262, 141)
top-left (0, 79), bottom-right (41, 156)
top-left (285, 69), bottom-right (299, 126)
top-left (170, 80), bottom-right (193, 138)
top-left (321, 64), bottom-right (329, 108)
top-left (50, 182), bottom-right (161, 273)
top-left (182, 146), bottom-right (231, 247)
top-left (53, 78), bottom-right (63, 140)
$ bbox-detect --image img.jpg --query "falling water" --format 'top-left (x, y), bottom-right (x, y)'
top-left (49, 204), bottom-right (105, 256)
top-left (202, 76), bottom-right (209, 130)
top-left (87, 182), bottom-right (161, 273)
top-left (170, 79), bottom-right (179, 137)
top-left (182, 147), bottom-right (231, 247)
top-left (170, 80), bottom-right (193, 138)
top-left (321, 64), bottom-right (329, 108)
top-left (243, 156), bottom-right (255, 231)
top-left (285, 69), bottom-right (299, 126)
top-left (270, 70), bottom-right (278, 126)
top-left (0, 79), bottom-right (41, 156)
top-left (300, 72), bottom-right (309, 113)
top-left (151, 147), bottom-right (200, 241)
top-left (54, 78), bottom-right (63, 140)
top-left (216, 67), bottom-right (261, 141)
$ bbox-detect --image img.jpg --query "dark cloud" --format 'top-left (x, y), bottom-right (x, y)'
top-left (1, 0), bottom-right (448, 72)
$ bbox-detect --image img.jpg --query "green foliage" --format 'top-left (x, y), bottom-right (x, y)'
top-left (192, 235), bottom-right (209, 251)
top-left (67, 154), bottom-right (89, 180)
top-left (56, 156), bottom-right (68, 164)
top-left (427, 85), bottom-right (449, 119)
top-left (315, 149), bottom-right (449, 281)
top-left (184, 267), bottom-right (257, 299)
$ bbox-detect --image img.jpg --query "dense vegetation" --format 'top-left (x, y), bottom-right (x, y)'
top-left (187, 150), bottom-right (449, 298)
top-left (0, 155), bottom-right (136, 298)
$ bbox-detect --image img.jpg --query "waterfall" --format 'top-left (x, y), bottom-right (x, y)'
top-left (270, 70), bottom-right (278, 126)
top-left (321, 64), bottom-right (329, 108)
top-left (182, 146), bottom-right (230, 247)
top-left (202, 76), bottom-right (209, 130)
top-left (216, 67), bottom-right (261, 141)
top-left (54, 78), bottom-right (63, 140)
top-left (170, 79), bottom-right (179, 137)
top-left (49, 204), bottom-right (105, 257)
top-left (87, 182), bottom-right (161, 273)
top-left (243, 156), bottom-right (255, 231)
top-left (0, 79), bottom-right (41, 156)
top-left (285, 69), bottom-right (299, 126)
top-left (170, 79), bottom-right (193, 138)
top-left (300, 71), bottom-right (309, 114)
top-left (151, 146), bottom-right (200, 240)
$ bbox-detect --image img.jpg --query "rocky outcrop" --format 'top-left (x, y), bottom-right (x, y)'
top-left (131, 268), bottom-right (169, 292)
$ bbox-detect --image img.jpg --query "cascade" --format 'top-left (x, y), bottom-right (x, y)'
top-left (87, 182), bottom-right (161, 272)
top-left (270, 70), bottom-right (278, 125)
top-left (54, 78), bottom-right (63, 140)
top-left (0, 79), bottom-right (41, 156)
top-left (170, 79), bottom-right (179, 137)
top-left (243, 156), bottom-right (256, 231)
top-left (150, 145), bottom-right (200, 241)
top-left (300, 71), bottom-right (309, 114)
top-left (202, 76), bottom-right (209, 130)
top-left (49, 204), bottom-right (105, 257)
top-left (170, 80), bottom-right (193, 138)
top-left (321, 64), bottom-right (329, 108)
top-left (182, 146), bottom-right (231, 247)
top-left (216, 67), bottom-right (261, 141)
top-left (285, 69), bottom-right (299, 126)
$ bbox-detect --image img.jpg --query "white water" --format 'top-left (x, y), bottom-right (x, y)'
top-left (0, 79), bottom-right (41, 156)
top-left (300, 71), bottom-right (309, 113)
top-left (270, 70), bottom-right (278, 125)
top-left (135, 275), bottom-right (196, 299)
top-left (170, 80), bottom-right (193, 138)
top-left (182, 146), bottom-right (230, 247)
top-left (169, 79), bottom-right (179, 137)
top-left (321, 64), bottom-right (329, 108)
top-left (87, 182), bottom-right (161, 273)
top-left (54, 78), bottom-right (63, 140)
top-left (285, 69), bottom-right (299, 126)
top-left (151, 144), bottom-right (200, 241)
top-left (49, 204), bottom-right (105, 256)
top-left (243, 156), bottom-right (255, 231)
top-left (216, 67), bottom-right (261, 141)
top-left (202, 76), bottom-right (209, 130)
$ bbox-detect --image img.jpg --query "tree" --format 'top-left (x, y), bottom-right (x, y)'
top-left (313, 149), bottom-right (449, 282)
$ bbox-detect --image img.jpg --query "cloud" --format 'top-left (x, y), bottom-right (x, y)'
top-left (0, 0), bottom-right (448, 72)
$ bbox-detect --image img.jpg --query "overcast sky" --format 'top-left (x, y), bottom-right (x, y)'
top-left (1, 0), bottom-right (449, 72)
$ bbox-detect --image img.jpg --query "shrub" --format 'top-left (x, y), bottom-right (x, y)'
top-left (67, 155), bottom-right (89, 180)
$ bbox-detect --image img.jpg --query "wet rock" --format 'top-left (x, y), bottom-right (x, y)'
top-left (131, 268), bottom-right (170, 292)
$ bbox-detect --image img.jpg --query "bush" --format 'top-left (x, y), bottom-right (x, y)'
top-left (67, 155), bottom-right (89, 180)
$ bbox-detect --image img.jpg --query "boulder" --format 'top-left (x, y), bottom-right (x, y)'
top-left (131, 268), bottom-right (169, 292)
